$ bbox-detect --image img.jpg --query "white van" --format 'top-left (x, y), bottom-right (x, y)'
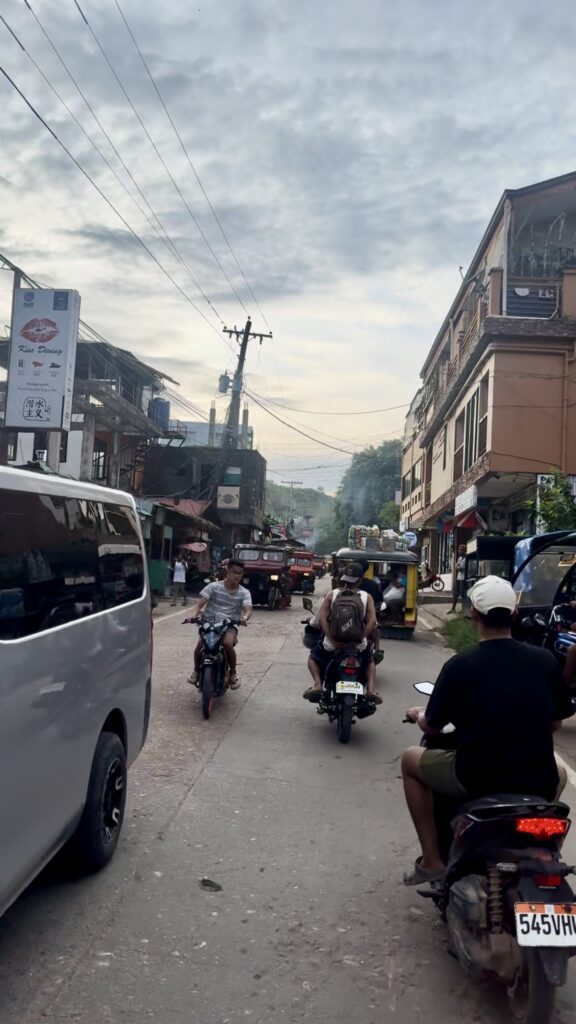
top-left (0, 466), bottom-right (152, 917)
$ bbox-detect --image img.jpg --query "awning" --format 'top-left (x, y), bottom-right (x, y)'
top-left (456, 510), bottom-right (477, 529)
top-left (181, 542), bottom-right (208, 553)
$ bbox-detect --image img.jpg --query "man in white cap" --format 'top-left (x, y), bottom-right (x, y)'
top-left (401, 575), bottom-right (574, 886)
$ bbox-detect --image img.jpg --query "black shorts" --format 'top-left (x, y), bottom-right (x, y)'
top-left (309, 638), bottom-right (371, 676)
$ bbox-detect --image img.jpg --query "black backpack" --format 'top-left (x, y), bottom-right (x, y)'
top-left (330, 588), bottom-right (365, 643)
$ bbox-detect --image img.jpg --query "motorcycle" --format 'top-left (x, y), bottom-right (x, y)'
top-left (418, 570), bottom-right (445, 592)
top-left (301, 598), bottom-right (376, 743)
top-left (406, 680), bottom-right (576, 1024)
top-left (184, 615), bottom-right (241, 719)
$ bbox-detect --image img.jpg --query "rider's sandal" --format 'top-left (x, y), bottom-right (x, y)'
top-left (229, 676), bottom-right (241, 690)
top-left (403, 857), bottom-right (445, 887)
top-left (302, 688), bottom-right (322, 703)
top-left (366, 691), bottom-right (383, 705)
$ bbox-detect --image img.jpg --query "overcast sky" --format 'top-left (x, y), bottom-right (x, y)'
top-left (1, 0), bottom-right (575, 491)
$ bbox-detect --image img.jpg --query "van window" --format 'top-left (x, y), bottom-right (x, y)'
top-left (0, 490), bottom-right (144, 640)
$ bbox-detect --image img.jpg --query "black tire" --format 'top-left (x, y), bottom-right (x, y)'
top-left (200, 664), bottom-right (214, 719)
top-left (268, 588), bottom-right (278, 610)
top-left (431, 577), bottom-right (445, 592)
top-left (508, 949), bottom-right (556, 1024)
top-left (337, 702), bottom-right (353, 744)
top-left (66, 731), bottom-right (127, 874)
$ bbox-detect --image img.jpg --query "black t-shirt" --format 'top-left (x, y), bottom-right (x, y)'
top-left (426, 639), bottom-right (574, 800)
top-left (359, 578), bottom-right (383, 604)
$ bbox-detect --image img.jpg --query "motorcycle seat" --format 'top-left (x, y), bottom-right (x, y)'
top-left (460, 793), bottom-right (569, 819)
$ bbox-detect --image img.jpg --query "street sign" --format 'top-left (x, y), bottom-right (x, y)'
top-left (5, 288), bottom-right (80, 431)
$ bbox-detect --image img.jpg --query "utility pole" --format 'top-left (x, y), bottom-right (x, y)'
top-left (0, 264), bottom-right (23, 466)
top-left (221, 318), bottom-right (272, 449)
top-left (281, 479), bottom-right (303, 533)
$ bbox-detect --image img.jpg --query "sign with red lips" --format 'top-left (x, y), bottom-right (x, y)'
top-left (20, 318), bottom-right (60, 344)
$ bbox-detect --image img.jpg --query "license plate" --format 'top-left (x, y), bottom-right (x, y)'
top-left (335, 680), bottom-right (364, 695)
top-left (515, 902), bottom-right (576, 946)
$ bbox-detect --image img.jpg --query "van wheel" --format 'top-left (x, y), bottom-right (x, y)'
top-left (67, 731), bottom-right (127, 874)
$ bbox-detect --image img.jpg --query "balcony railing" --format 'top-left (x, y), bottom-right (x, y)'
top-left (425, 306), bottom-right (485, 414)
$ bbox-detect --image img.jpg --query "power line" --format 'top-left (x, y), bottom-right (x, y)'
top-left (247, 389), bottom-right (411, 416)
top-left (19, 0), bottom-right (221, 324)
top-left (0, 65), bottom-right (225, 340)
top-left (113, 0), bottom-right (270, 331)
top-left (73, 0), bottom-right (248, 316)
top-left (247, 392), bottom-right (363, 455)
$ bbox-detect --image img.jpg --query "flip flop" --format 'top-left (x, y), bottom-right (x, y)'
top-left (403, 857), bottom-right (445, 887)
top-left (365, 691), bottom-right (383, 705)
top-left (229, 677), bottom-right (241, 690)
top-left (373, 651), bottom-right (385, 665)
top-left (303, 688), bottom-right (322, 703)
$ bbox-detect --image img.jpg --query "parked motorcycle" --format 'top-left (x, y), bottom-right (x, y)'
top-left (183, 615), bottom-right (241, 719)
top-left (301, 598), bottom-right (376, 743)
top-left (406, 680), bottom-right (575, 1023)
top-left (418, 571), bottom-right (445, 592)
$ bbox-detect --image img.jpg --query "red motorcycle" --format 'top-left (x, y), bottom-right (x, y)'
top-left (418, 565), bottom-right (445, 592)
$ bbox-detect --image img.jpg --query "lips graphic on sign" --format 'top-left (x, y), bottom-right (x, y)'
top-left (20, 318), bottom-right (59, 343)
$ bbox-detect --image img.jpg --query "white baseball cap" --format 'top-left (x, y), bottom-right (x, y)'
top-left (469, 575), bottom-right (517, 614)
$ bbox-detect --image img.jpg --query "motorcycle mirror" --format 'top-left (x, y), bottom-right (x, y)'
top-left (413, 681), bottom-right (435, 696)
top-left (520, 616), bottom-right (534, 630)
top-left (302, 597), bottom-right (314, 612)
top-left (534, 613), bottom-right (547, 627)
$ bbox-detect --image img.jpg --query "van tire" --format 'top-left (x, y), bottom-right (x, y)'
top-left (67, 731), bottom-right (127, 874)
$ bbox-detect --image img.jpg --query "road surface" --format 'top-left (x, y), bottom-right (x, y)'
top-left (2, 587), bottom-right (576, 1023)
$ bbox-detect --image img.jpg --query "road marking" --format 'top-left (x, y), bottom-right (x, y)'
top-left (154, 608), bottom-right (191, 625)
top-left (556, 753), bottom-right (576, 793)
top-left (418, 612), bottom-right (437, 631)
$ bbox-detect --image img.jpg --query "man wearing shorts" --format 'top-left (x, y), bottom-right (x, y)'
top-left (401, 575), bottom-right (573, 886)
top-left (187, 559), bottom-right (252, 690)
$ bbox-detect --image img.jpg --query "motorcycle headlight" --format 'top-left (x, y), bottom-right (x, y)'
top-left (270, 574), bottom-right (279, 581)
top-left (204, 632), bottom-right (219, 649)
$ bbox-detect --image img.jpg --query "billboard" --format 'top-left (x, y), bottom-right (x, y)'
top-left (5, 288), bottom-right (81, 431)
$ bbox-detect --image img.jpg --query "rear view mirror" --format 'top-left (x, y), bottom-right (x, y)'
top-left (414, 681), bottom-right (435, 696)
top-left (302, 597), bottom-right (314, 613)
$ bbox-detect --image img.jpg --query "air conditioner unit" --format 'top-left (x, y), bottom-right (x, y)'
top-left (487, 505), bottom-right (510, 532)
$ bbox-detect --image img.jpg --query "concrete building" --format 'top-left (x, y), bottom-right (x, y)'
top-left (401, 170), bottom-right (576, 572)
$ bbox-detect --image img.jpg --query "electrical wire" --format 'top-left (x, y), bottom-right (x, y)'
top-left (73, 0), bottom-right (248, 317)
top-left (248, 392), bottom-right (369, 455)
top-left (113, 0), bottom-right (270, 330)
top-left (247, 390), bottom-right (411, 416)
top-left (19, 0), bottom-right (222, 325)
top-left (0, 65), bottom-right (225, 339)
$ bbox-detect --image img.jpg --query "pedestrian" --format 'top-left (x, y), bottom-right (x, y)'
top-left (171, 554), bottom-right (188, 606)
top-left (450, 544), bottom-right (467, 613)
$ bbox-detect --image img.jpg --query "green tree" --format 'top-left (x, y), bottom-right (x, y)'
top-left (379, 499), bottom-right (400, 530)
top-left (334, 439), bottom-right (401, 531)
top-left (526, 472), bottom-right (576, 532)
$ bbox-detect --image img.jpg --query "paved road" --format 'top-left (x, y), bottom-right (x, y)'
top-left (2, 591), bottom-right (576, 1022)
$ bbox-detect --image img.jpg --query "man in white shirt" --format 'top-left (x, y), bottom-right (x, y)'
top-left (171, 555), bottom-right (188, 606)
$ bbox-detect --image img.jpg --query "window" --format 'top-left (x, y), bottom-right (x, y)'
top-left (478, 374), bottom-right (489, 455)
top-left (401, 471), bottom-right (411, 500)
top-left (442, 424), bottom-right (448, 471)
top-left (60, 431), bottom-right (69, 464)
top-left (92, 438), bottom-right (107, 481)
top-left (411, 459), bottom-right (422, 492)
top-left (0, 491), bottom-right (144, 640)
top-left (464, 388), bottom-right (479, 471)
top-left (453, 411), bottom-right (465, 480)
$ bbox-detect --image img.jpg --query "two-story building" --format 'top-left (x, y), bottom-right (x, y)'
top-left (401, 170), bottom-right (576, 572)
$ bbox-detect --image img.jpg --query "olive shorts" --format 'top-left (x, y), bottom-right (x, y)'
top-left (419, 749), bottom-right (469, 798)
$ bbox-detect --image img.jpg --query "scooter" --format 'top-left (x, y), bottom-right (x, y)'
top-left (418, 571), bottom-right (445, 592)
top-left (521, 606), bottom-right (576, 705)
top-left (406, 680), bottom-right (576, 1024)
top-left (183, 615), bottom-right (241, 720)
top-left (301, 598), bottom-right (376, 743)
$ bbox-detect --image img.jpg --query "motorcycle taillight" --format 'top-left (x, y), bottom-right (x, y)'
top-left (534, 874), bottom-right (563, 888)
top-left (515, 818), bottom-right (569, 840)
